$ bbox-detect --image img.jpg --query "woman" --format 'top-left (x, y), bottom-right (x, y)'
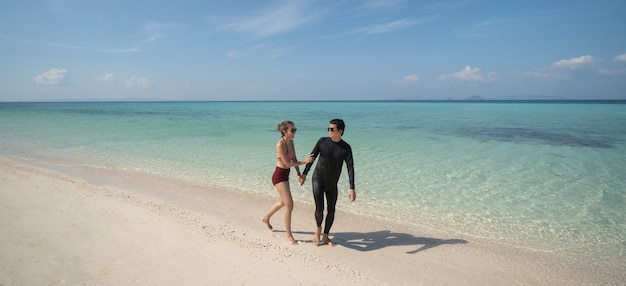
top-left (262, 120), bottom-right (314, 245)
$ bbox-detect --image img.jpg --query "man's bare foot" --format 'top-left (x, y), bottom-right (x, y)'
top-left (322, 234), bottom-right (337, 247)
top-left (261, 217), bottom-right (273, 231)
top-left (322, 239), bottom-right (336, 246)
top-left (312, 228), bottom-right (321, 246)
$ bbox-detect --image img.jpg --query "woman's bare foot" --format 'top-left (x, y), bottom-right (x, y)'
top-left (261, 216), bottom-right (273, 231)
top-left (286, 237), bottom-right (300, 245)
top-left (312, 228), bottom-right (321, 246)
top-left (322, 234), bottom-right (336, 247)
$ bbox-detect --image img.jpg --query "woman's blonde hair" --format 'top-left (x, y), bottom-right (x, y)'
top-left (277, 120), bottom-right (294, 136)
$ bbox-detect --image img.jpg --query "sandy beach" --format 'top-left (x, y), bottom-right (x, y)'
top-left (0, 156), bottom-right (622, 285)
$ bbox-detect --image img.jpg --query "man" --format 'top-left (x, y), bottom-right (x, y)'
top-left (299, 119), bottom-right (356, 246)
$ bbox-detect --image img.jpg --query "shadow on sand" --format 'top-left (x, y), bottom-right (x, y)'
top-left (287, 230), bottom-right (468, 254)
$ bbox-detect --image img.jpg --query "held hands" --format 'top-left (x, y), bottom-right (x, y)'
top-left (295, 154), bottom-right (313, 180)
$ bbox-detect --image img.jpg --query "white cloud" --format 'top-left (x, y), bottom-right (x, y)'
top-left (598, 68), bottom-right (626, 76)
top-left (216, 2), bottom-right (325, 38)
top-left (142, 21), bottom-right (179, 44)
top-left (41, 40), bottom-right (140, 54)
top-left (438, 66), bottom-right (483, 81)
top-left (403, 74), bottom-right (419, 81)
top-left (97, 73), bottom-right (150, 88)
top-left (614, 54), bottom-right (626, 62)
top-left (34, 68), bottom-right (68, 86)
top-left (355, 19), bottom-right (418, 35)
top-left (392, 73), bottom-right (419, 85)
top-left (514, 55), bottom-right (600, 80)
top-left (97, 73), bottom-right (116, 81)
top-left (552, 55), bottom-right (593, 69)
top-left (362, 0), bottom-right (405, 9)
top-left (143, 34), bottom-right (162, 43)
top-left (397, 74), bottom-right (419, 84)
top-left (120, 76), bottom-right (150, 88)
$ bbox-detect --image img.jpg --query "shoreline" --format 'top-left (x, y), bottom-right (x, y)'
top-left (1, 156), bottom-right (623, 285)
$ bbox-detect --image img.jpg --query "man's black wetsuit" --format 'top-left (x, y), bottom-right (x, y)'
top-left (302, 137), bottom-right (355, 234)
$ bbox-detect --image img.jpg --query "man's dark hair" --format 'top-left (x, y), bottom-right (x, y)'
top-left (330, 119), bottom-right (345, 133)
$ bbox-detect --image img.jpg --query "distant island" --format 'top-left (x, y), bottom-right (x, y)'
top-left (464, 94), bottom-right (576, 101)
top-left (393, 94), bottom-right (580, 101)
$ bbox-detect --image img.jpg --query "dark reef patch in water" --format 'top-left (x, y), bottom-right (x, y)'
top-left (460, 127), bottom-right (616, 148)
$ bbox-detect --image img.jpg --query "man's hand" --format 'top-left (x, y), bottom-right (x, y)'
top-left (348, 189), bottom-right (356, 202)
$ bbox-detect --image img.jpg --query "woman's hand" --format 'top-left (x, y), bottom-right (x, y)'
top-left (301, 153), bottom-right (314, 164)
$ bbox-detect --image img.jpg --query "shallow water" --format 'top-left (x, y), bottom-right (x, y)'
top-left (1, 101), bottom-right (625, 265)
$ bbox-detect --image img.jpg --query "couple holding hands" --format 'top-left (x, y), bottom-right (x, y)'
top-left (262, 119), bottom-right (356, 246)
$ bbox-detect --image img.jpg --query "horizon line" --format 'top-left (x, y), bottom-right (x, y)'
top-left (2, 99), bottom-right (626, 104)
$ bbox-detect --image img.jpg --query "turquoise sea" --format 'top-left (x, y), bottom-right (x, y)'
top-left (1, 101), bottom-right (625, 266)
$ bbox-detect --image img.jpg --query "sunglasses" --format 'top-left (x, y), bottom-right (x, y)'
top-left (327, 127), bottom-right (338, 132)
top-left (289, 128), bottom-right (297, 133)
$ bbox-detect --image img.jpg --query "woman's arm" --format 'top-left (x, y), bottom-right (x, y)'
top-left (277, 140), bottom-right (312, 168)
top-left (292, 141), bottom-right (302, 175)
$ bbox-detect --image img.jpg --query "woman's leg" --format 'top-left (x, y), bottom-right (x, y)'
top-left (262, 197), bottom-right (284, 231)
top-left (262, 171), bottom-right (289, 231)
top-left (274, 181), bottom-right (297, 244)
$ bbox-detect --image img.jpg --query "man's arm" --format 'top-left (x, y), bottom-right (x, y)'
top-left (302, 137), bottom-right (323, 176)
top-left (345, 143), bottom-right (356, 202)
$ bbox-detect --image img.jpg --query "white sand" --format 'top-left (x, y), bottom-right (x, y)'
top-left (0, 157), bottom-right (623, 285)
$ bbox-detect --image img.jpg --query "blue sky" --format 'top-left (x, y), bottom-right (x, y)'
top-left (1, 0), bottom-right (625, 101)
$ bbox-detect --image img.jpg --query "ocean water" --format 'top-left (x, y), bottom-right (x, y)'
top-left (1, 101), bottom-right (625, 265)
